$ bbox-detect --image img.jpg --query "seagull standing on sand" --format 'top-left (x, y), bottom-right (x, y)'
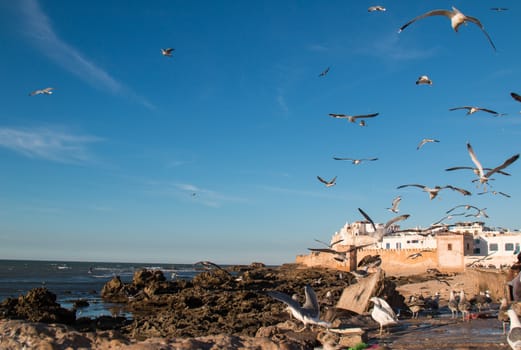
top-left (507, 309), bottom-right (521, 349)
top-left (458, 290), bottom-right (471, 321)
top-left (417, 138), bottom-right (439, 150)
top-left (416, 75), bottom-right (432, 85)
top-left (498, 297), bottom-right (509, 334)
top-left (29, 87), bottom-right (54, 96)
top-left (370, 296), bottom-right (398, 335)
top-left (332, 157), bottom-right (378, 164)
top-left (161, 48), bottom-right (175, 56)
top-left (398, 6), bottom-right (496, 51)
top-left (448, 290), bottom-right (459, 319)
top-left (317, 175), bottom-right (337, 187)
top-left (267, 284), bottom-right (331, 332)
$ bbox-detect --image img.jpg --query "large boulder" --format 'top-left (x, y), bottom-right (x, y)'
top-left (0, 288), bottom-right (75, 325)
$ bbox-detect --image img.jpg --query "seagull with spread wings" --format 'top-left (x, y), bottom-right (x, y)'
top-left (332, 157), bottom-right (378, 164)
top-left (397, 184), bottom-right (471, 200)
top-left (29, 87), bottom-right (54, 96)
top-left (417, 138), bottom-right (440, 150)
top-left (267, 285), bottom-right (331, 332)
top-left (329, 112), bottom-right (379, 124)
top-left (161, 48), bottom-right (175, 56)
top-left (368, 6), bottom-right (386, 12)
top-left (416, 75), bottom-right (432, 85)
top-left (398, 6), bottom-right (496, 51)
top-left (449, 106), bottom-right (501, 116)
top-left (386, 196), bottom-right (401, 213)
top-left (318, 67), bottom-right (330, 77)
top-left (466, 142), bottom-right (519, 189)
top-left (317, 175), bottom-right (337, 187)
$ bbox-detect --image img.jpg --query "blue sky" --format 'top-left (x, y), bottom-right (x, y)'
top-left (0, 1), bottom-right (520, 264)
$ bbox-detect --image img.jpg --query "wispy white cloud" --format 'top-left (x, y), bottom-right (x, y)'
top-left (355, 33), bottom-right (439, 61)
top-left (276, 88), bottom-right (289, 113)
top-left (0, 126), bottom-right (101, 164)
top-left (15, 0), bottom-right (153, 108)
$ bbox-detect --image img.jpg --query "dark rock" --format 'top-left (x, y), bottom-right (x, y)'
top-left (73, 299), bottom-right (90, 308)
top-left (0, 288), bottom-right (75, 325)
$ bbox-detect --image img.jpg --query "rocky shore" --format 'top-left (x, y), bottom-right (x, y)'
top-left (0, 263), bottom-right (511, 349)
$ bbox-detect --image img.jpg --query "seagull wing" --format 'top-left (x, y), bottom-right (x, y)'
top-left (446, 185), bottom-right (472, 196)
top-left (374, 297), bottom-right (397, 321)
top-left (333, 157), bottom-right (354, 161)
top-left (445, 166), bottom-right (474, 172)
top-left (464, 16), bottom-right (497, 51)
top-left (384, 214), bottom-right (410, 229)
top-left (449, 106), bottom-right (472, 111)
top-left (484, 154), bottom-right (520, 178)
top-left (351, 113), bottom-right (379, 120)
top-left (358, 208), bottom-right (377, 231)
top-left (391, 196), bottom-right (401, 210)
top-left (329, 113), bottom-right (347, 118)
top-left (446, 204), bottom-right (466, 214)
top-left (478, 108), bottom-right (499, 115)
top-left (399, 9), bottom-right (453, 32)
top-left (308, 247), bottom-right (337, 254)
top-left (317, 176), bottom-right (328, 184)
top-left (267, 290), bottom-right (301, 311)
top-left (512, 92), bottom-right (521, 103)
top-left (302, 285), bottom-right (320, 315)
top-left (466, 143), bottom-right (484, 178)
top-left (397, 184), bottom-right (425, 190)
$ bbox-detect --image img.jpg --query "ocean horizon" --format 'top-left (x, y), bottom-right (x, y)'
top-left (0, 259), bottom-right (202, 318)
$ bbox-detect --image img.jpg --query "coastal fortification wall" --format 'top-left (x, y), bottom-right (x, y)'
top-left (297, 248), bottom-right (445, 276)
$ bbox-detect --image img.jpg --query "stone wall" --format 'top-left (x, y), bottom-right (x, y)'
top-left (297, 248), bottom-right (442, 276)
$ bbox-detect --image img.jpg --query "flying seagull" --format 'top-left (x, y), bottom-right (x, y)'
top-left (386, 196), bottom-right (401, 213)
top-left (449, 106), bottom-right (501, 116)
top-left (318, 67), bottom-right (330, 77)
top-left (161, 48), bottom-right (175, 57)
top-left (417, 138), bottom-right (439, 150)
top-left (329, 113), bottom-right (379, 123)
top-left (332, 157), bottom-right (378, 164)
top-left (398, 6), bottom-right (496, 51)
top-left (368, 6), bottom-right (386, 12)
top-left (29, 87), bottom-right (54, 96)
top-left (491, 7), bottom-right (509, 12)
top-left (370, 296), bottom-right (398, 335)
top-left (397, 184), bottom-right (471, 200)
top-left (308, 243), bottom-right (375, 263)
top-left (314, 238), bottom-right (343, 249)
top-left (466, 142), bottom-right (519, 189)
top-left (267, 284), bottom-right (331, 332)
top-left (416, 75), bottom-right (432, 85)
top-left (512, 92), bottom-right (521, 102)
top-left (477, 190), bottom-right (511, 198)
top-left (317, 175), bottom-right (337, 187)
top-left (445, 165), bottom-right (511, 177)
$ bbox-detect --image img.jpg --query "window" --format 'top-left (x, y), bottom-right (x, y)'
top-left (411, 240), bottom-right (419, 244)
top-left (448, 243), bottom-right (452, 251)
top-left (490, 243), bottom-right (498, 251)
top-left (474, 248), bottom-right (481, 254)
top-left (466, 243), bottom-right (470, 250)
top-left (506, 243), bottom-right (514, 251)
top-left (386, 243), bottom-right (390, 249)
top-left (396, 242), bottom-right (402, 249)
top-left (474, 239), bottom-right (481, 244)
